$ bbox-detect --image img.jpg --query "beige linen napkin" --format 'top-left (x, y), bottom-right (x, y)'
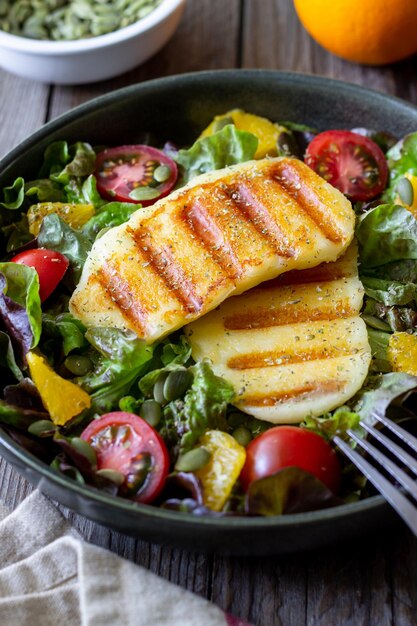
top-left (0, 492), bottom-right (250, 626)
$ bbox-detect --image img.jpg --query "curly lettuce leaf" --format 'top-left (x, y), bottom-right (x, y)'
top-left (0, 177), bottom-right (25, 210)
top-left (0, 263), bottom-right (42, 349)
top-left (361, 275), bottom-right (417, 306)
top-left (65, 174), bottom-right (103, 206)
top-left (383, 132), bottom-right (417, 202)
top-left (302, 407), bottom-right (362, 441)
top-left (77, 327), bottom-right (154, 413)
top-left (41, 312), bottom-right (87, 357)
top-left (354, 372), bottom-right (417, 424)
top-left (160, 361), bottom-right (235, 452)
top-left (245, 467), bottom-right (340, 516)
top-left (174, 124), bottom-right (258, 183)
top-left (38, 214), bottom-right (91, 282)
top-left (82, 201), bottom-right (137, 241)
top-left (356, 204), bottom-right (417, 268)
top-left (39, 141), bottom-right (96, 184)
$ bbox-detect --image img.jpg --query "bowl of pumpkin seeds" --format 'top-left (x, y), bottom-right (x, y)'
top-left (0, 0), bottom-right (186, 84)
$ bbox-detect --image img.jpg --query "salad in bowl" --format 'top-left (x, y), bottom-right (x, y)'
top-left (1, 97), bottom-right (417, 525)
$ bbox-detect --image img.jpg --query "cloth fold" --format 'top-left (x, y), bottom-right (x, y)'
top-left (0, 492), bottom-right (250, 626)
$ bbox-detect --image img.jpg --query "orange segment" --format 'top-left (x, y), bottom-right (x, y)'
top-left (387, 332), bottom-right (417, 376)
top-left (195, 430), bottom-right (246, 512)
top-left (27, 351), bottom-right (91, 426)
top-left (27, 202), bottom-right (95, 236)
top-left (199, 109), bottom-right (284, 159)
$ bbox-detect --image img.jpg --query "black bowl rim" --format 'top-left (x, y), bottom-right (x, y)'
top-left (2, 68), bottom-right (416, 532)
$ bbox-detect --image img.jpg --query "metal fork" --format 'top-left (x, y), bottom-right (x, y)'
top-left (333, 414), bottom-right (417, 536)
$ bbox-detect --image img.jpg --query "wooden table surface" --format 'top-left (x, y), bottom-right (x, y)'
top-left (1, 1), bottom-right (417, 624)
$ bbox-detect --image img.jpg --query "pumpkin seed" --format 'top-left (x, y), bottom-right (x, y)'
top-left (129, 186), bottom-right (161, 202)
top-left (70, 437), bottom-right (97, 466)
top-left (0, 0), bottom-right (162, 41)
top-left (163, 367), bottom-right (193, 402)
top-left (232, 425), bottom-right (252, 447)
top-left (153, 164), bottom-right (171, 183)
top-left (175, 447), bottom-right (211, 472)
top-left (397, 177), bottom-right (414, 206)
top-left (141, 399), bottom-right (162, 427)
top-left (153, 372), bottom-right (169, 405)
top-left (28, 419), bottom-right (56, 437)
top-left (64, 354), bottom-right (93, 376)
top-left (96, 468), bottom-right (125, 486)
top-left (362, 315), bottom-right (392, 332)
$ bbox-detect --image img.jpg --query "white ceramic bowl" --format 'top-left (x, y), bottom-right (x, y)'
top-left (0, 0), bottom-right (186, 84)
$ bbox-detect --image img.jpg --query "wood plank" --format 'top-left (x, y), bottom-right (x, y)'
top-left (211, 553), bottom-right (307, 626)
top-left (0, 72), bottom-right (49, 157)
top-left (48, 0), bottom-right (241, 120)
top-left (305, 531), bottom-right (393, 626)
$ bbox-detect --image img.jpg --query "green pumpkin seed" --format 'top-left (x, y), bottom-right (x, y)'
top-left (397, 177), bottom-right (414, 206)
top-left (0, 0), bottom-right (163, 41)
top-left (28, 419), bottom-right (56, 437)
top-left (153, 164), bottom-right (171, 183)
top-left (227, 411), bottom-right (247, 429)
top-left (232, 425), bottom-right (252, 447)
top-left (64, 354), bottom-right (93, 376)
top-left (70, 437), bottom-right (97, 466)
top-left (361, 315), bottom-right (392, 332)
top-left (153, 372), bottom-right (169, 405)
top-left (129, 186), bottom-right (161, 202)
top-left (163, 367), bottom-right (193, 402)
top-left (96, 468), bottom-right (125, 486)
top-left (175, 447), bottom-right (211, 472)
top-left (140, 399), bottom-right (162, 427)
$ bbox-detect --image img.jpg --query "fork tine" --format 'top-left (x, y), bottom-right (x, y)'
top-left (372, 414), bottom-right (417, 454)
top-left (334, 435), bottom-right (417, 536)
top-left (359, 421), bottom-right (417, 476)
top-left (347, 428), bottom-right (417, 497)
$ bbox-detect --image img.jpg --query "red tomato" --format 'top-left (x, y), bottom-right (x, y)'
top-left (11, 248), bottom-right (69, 302)
top-left (305, 130), bottom-right (388, 201)
top-left (240, 426), bottom-right (341, 494)
top-left (81, 412), bottom-right (170, 504)
top-left (95, 145), bottom-right (178, 205)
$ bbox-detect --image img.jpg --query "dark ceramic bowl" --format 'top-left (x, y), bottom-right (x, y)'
top-left (1, 70), bottom-right (416, 555)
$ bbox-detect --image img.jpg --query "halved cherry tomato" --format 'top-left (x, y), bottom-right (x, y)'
top-left (80, 412), bottom-right (170, 504)
top-left (240, 426), bottom-right (341, 494)
top-left (305, 130), bottom-right (388, 201)
top-left (11, 248), bottom-right (69, 302)
top-left (95, 145), bottom-right (178, 205)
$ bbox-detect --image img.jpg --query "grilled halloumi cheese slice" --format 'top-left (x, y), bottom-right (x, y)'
top-left (69, 157), bottom-right (354, 343)
top-left (186, 245), bottom-right (372, 423)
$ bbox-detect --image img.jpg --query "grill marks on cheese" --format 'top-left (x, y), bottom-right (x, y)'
top-left (186, 245), bottom-right (372, 423)
top-left (69, 157), bottom-right (354, 343)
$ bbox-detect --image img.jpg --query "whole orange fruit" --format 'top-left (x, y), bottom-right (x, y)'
top-left (293, 0), bottom-right (417, 65)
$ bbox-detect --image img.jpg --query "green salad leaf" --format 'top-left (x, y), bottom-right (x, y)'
top-left (38, 214), bottom-right (92, 282)
top-left (77, 327), bottom-right (154, 412)
top-left (82, 201), bottom-right (137, 241)
top-left (174, 124), bottom-right (258, 183)
top-left (361, 275), bottom-right (417, 306)
top-left (302, 407), bottom-right (362, 441)
top-left (0, 262), bottom-right (42, 348)
top-left (356, 204), bottom-right (417, 268)
top-left (0, 177), bottom-right (25, 210)
top-left (383, 132), bottom-right (417, 202)
top-left (354, 372), bottom-right (417, 424)
top-left (245, 467), bottom-right (340, 516)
